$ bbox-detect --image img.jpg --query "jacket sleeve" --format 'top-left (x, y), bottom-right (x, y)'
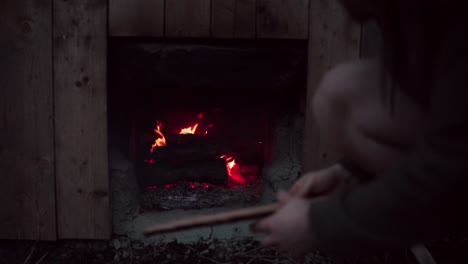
top-left (307, 64), bottom-right (468, 255)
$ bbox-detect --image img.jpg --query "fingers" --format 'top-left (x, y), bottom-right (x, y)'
top-left (289, 165), bottom-right (350, 199)
top-left (260, 234), bottom-right (277, 247)
top-left (250, 217), bottom-right (271, 233)
top-left (288, 177), bottom-right (305, 196)
top-left (251, 217), bottom-right (278, 248)
top-left (277, 190), bottom-right (291, 205)
top-left (289, 172), bottom-right (317, 197)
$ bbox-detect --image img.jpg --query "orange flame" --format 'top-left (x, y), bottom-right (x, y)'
top-left (151, 123), bottom-right (166, 153)
top-left (220, 155), bottom-right (246, 184)
top-left (179, 123), bottom-right (199, 135)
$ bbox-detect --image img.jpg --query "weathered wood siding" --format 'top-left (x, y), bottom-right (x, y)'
top-left (257, 0), bottom-right (309, 39)
top-left (0, 0), bottom-right (56, 240)
top-left (166, 0), bottom-right (211, 37)
top-left (211, 0), bottom-right (256, 38)
top-left (110, 0), bottom-right (309, 39)
top-left (54, 0), bottom-right (111, 239)
top-left (109, 0), bottom-right (165, 37)
top-left (303, 0), bottom-right (361, 172)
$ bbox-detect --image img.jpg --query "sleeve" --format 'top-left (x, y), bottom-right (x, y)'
top-left (307, 64), bottom-right (468, 255)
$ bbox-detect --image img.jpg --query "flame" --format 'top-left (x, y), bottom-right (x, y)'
top-left (145, 116), bottom-right (251, 188)
top-left (179, 123), bottom-right (199, 135)
top-left (151, 122), bottom-right (166, 153)
top-left (220, 155), bottom-right (246, 184)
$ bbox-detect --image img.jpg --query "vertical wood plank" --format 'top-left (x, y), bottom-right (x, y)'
top-left (109, 0), bottom-right (164, 37)
top-left (54, 0), bottom-right (110, 239)
top-left (211, 0), bottom-right (256, 38)
top-left (0, 0), bottom-right (56, 240)
top-left (257, 0), bottom-right (309, 39)
top-left (211, 0), bottom-right (235, 37)
top-left (303, 0), bottom-right (361, 171)
top-left (234, 0), bottom-right (256, 38)
top-left (166, 0), bottom-right (211, 37)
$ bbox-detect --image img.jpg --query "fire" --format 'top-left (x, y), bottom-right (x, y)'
top-left (146, 115), bottom-right (251, 188)
top-left (220, 155), bottom-right (246, 185)
top-left (151, 122), bottom-right (166, 153)
top-left (227, 159), bottom-right (236, 169)
top-left (179, 123), bottom-right (199, 135)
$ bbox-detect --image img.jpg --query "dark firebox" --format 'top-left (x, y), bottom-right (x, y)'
top-left (108, 39), bottom-right (306, 210)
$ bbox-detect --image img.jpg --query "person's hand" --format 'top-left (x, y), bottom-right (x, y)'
top-left (251, 191), bottom-right (318, 256)
top-left (289, 164), bottom-right (350, 198)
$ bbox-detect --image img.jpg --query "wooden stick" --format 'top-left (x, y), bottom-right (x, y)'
top-left (143, 200), bottom-right (436, 264)
top-left (144, 203), bottom-right (280, 236)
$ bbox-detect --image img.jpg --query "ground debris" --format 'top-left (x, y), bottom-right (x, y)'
top-left (0, 237), bottom-right (329, 264)
top-left (1, 236), bottom-right (467, 264)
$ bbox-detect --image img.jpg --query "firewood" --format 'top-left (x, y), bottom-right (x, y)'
top-left (144, 203), bottom-right (280, 236)
top-left (138, 157), bottom-right (228, 187)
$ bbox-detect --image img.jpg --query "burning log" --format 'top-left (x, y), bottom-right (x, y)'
top-left (151, 135), bottom-right (223, 163)
top-left (137, 157), bottom-right (228, 187)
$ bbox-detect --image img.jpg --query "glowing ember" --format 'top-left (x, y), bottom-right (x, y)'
top-left (164, 183), bottom-right (177, 189)
top-left (145, 158), bottom-right (155, 164)
top-left (151, 122), bottom-right (166, 153)
top-left (179, 123), bottom-right (199, 135)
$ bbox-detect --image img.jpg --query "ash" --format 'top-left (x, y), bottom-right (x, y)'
top-left (140, 182), bottom-right (263, 211)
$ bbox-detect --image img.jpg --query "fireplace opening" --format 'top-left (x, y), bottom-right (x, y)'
top-left (109, 39), bottom-right (307, 213)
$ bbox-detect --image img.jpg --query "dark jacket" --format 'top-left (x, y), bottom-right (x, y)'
top-left (308, 5), bottom-right (468, 254)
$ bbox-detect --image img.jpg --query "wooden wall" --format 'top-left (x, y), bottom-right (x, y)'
top-left (54, 0), bottom-right (110, 239)
top-left (303, 0), bottom-right (361, 172)
top-left (0, 0), bottom-right (110, 240)
top-left (0, 0), bottom-right (56, 240)
top-left (211, 0), bottom-right (256, 38)
top-left (0, 0), bottom-right (368, 240)
top-left (110, 0), bottom-right (310, 39)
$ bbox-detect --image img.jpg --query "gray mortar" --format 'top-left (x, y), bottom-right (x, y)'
top-left (110, 114), bottom-right (304, 243)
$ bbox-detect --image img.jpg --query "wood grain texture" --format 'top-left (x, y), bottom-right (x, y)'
top-left (211, 0), bottom-right (256, 38)
top-left (0, 0), bottom-right (56, 240)
top-left (303, 0), bottom-right (361, 171)
top-left (166, 0), bottom-right (211, 37)
top-left (109, 0), bottom-right (164, 36)
top-left (54, 0), bottom-right (111, 239)
top-left (257, 0), bottom-right (309, 39)
top-left (234, 0), bottom-right (256, 38)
